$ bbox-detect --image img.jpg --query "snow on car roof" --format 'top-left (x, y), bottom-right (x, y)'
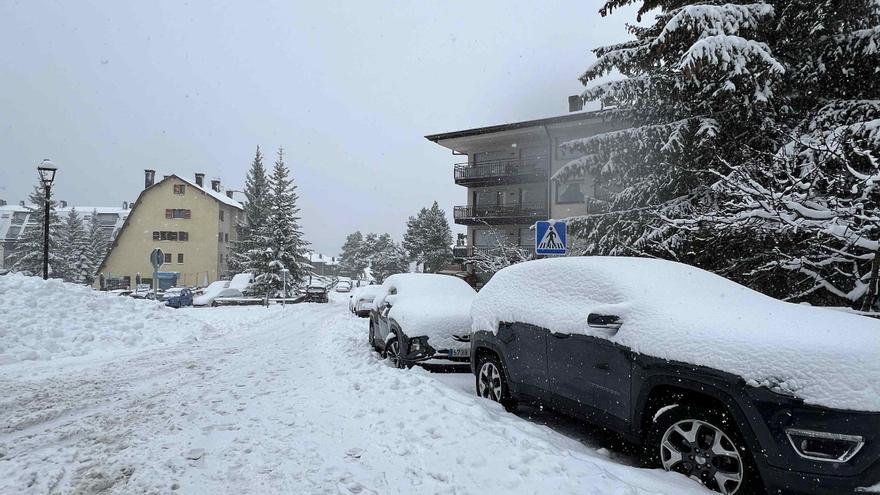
top-left (472, 256), bottom-right (880, 412)
top-left (376, 273), bottom-right (476, 345)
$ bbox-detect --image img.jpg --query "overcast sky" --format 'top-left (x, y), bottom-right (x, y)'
top-left (0, 0), bottom-right (638, 255)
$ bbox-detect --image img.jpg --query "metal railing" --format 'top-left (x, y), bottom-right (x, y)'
top-left (454, 157), bottom-right (548, 183)
top-left (453, 202), bottom-right (547, 221)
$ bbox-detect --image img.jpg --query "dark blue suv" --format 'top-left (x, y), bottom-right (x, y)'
top-left (164, 288), bottom-right (193, 308)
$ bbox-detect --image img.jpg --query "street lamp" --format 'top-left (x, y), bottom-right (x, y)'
top-left (36, 159), bottom-right (57, 280)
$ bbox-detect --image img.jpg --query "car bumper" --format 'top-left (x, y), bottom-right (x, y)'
top-left (761, 460), bottom-right (880, 494)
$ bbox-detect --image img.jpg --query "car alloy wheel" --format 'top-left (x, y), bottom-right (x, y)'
top-left (659, 419), bottom-right (744, 494)
top-left (478, 362), bottom-right (503, 401)
top-left (385, 338), bottom-right (403, 369)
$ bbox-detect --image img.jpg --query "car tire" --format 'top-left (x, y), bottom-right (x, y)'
top-left (368, 323), bottom-right (379, 352)
top-left (475, 353), bottom-right (516, 413)
top-left (211, 301), bottom-right (218, 308)
top-left (383, 336), bottom-right (406, 369)
top-left (646, 403), bottom-right (762, 495)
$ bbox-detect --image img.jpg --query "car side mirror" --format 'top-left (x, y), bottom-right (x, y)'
top-left (587, 313), bottom-right (622, 332)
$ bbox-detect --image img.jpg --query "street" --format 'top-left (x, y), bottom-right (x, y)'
top-left (0, 293), bottom-right (706, 495)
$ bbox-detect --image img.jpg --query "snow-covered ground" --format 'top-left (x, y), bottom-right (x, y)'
top-left (0, 285), bottom-right (709, 494)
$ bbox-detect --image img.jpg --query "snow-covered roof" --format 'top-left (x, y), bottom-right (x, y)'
top-left (308, 252), bottom-right (339, 265)
top-left (174, 176), bottom-right (243, 210)
top-left (472, 257), bottom-right (880, 412)
top-left (0, 203), bottom-right (129, 242)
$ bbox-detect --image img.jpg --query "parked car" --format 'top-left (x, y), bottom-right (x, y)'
top-left (107, 288), bottom-right (132, 297)
top-left (469, 257), bottom-right (880, 495)
top-left (369, 273), bottom-right (475, 368)
top-left (192, 280), bottom-right (231, 306)
top-left (207, 288), bottom-right (244, 306)
top-left (349, 285), bottom-right (381, 317)
top-left (303, 284), bottom-right (329, 303)
top-left (164, 288), bottom-right (193, 308)
top-left (335, 277), bottom-right (353, 293)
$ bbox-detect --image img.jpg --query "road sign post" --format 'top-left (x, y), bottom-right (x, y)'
top-left (535, 220), bottom-right (567, 256)
top-left (280, 268), bottom-right (290, 308)
top-left (150, 248), bottom-right (164, 297)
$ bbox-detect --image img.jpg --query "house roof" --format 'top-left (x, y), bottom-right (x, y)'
top-left (424, 110), bottom-right (605, 143)
top-left (175, 176), bottom-right (243, 210)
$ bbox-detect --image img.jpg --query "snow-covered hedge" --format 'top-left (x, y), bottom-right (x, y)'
top-left (0, 274), bottom-right (212, 365)
top-left (471, 257), bottom-right (880, 412)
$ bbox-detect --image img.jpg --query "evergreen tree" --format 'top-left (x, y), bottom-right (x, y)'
top-left (562, 0), bottom-right (880, 307)
top-left (402, 201), bottom-right (453, 273)
top-left (368, 233), bottom-right (409, 282)
top-left (82, 209), bottom-right (108, 285)
top-left (10, 184), bottom-right (61, 277)
top-left (250, 148), bottom-right (309, 297)
top-left (57, 208), bottom-right (88, 283)
top-left (231, 146), bottom-right (271, 273)
top-left (339, 231), bottom-right (369, 278)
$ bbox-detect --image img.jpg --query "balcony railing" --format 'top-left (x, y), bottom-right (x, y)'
top-left (453, 158), bottom-right (548, 186)
top-left (453, 202), bottom-right (547, 225)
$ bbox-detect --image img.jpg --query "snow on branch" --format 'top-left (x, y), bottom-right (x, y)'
top-left (653, 4), bottom-right (774, 48)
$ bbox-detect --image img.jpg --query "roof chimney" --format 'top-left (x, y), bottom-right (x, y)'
top-left (568, 95), bottom-right (584, 113)
top-left (19, 200), bottom-right (25, 207)
top-left (123, 201), bottom-right (128, 209)
top-left (211, 179), bottom-right (221, 192)
top-left (144, 169), bottom-right (156, 189)
top-left (225, 190), bottom-right (234, 199)
top-left (0, 199), bottom-right (6, 207)
top-left (60, 200), bottom-right (68, 208)
top-left (195, 173), bottom-right (205, 187)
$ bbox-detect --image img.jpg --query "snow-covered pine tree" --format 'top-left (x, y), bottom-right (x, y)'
top-left (231, 146), bottom-right (271, 274)
top-left (9, 185), bottom-right (61, 277)
top-left (82, 209), bottom-right (108, 285)
top-left (368, 233), bottom-right (409, 282)
top-left (57, 208), bottom-right (89, 283)
top-left (402, 201), bottom-right (453, 273)
top-left (664, 2), bottom-right (880, 308)
top-left (557, 2), bottom-right (783, 268)
top-left (250, 148), bottom-right (309, 297)
top-left (339, 231), bottom-right (369, 278)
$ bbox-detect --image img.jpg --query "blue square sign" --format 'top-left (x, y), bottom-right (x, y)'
top-left (535, 221), bottom-right (567, 255)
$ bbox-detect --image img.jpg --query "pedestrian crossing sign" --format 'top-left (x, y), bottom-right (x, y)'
top-left (535, 221), bottom-right (567, 256)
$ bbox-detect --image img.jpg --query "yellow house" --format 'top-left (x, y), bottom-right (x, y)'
top-left (94, 170), bottom-right (243, 289)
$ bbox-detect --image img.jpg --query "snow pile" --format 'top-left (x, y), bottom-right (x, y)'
top-left (472, 257), bottom-right (880, 412)
top-left (0, 274), bottom-right (213, 365)
top-left (375, 274), bottom-right (475, 348)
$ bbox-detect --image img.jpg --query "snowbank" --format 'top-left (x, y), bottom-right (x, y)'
top-left (472, 257), bottom-right (880, 412)
top-left (0, 274), bottom-right (213, 366)
top-left (375, 274), bottom-right (475, 348)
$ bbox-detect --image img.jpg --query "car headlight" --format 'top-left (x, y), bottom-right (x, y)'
top-left (785, 428), bottom-right (864, 463)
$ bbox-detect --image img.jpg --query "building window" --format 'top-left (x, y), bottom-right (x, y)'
top-left (224, 233), bottom-right (229, 242)
top-left (164, 253), bottom-right (172, 263)
top-left (219, 210), bottom-right (224, 221)
top-left (165, 209), bottom-right (191, 219)
top-left (555, 179), bottom-right (586, 204)
top-left (154, 231), bottom-right (189, 241)
top-left (179, 231), bottom-right (189, 241)
top-left (177, 253), bottom-right (184, 264)
top-left (173, 184), bottom-right (186, 195)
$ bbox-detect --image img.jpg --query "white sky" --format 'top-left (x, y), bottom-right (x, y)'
top-left (0, 0), bottom-right (639, 255)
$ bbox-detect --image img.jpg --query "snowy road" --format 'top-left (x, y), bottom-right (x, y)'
top-left (1, 295), bottom-right (708, 494)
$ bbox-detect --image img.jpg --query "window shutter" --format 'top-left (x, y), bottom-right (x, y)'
top-left (184, 209), bottom-right (191, 219)
top-left (165, 209), bottom-right (172, 219)
top-left (152, 231), bottom-right (160, 241)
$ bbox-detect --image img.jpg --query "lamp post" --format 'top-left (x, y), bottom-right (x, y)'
top-left (36, 159), bottom-right (57, 280)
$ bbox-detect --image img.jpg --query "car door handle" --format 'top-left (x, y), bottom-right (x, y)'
top-left (594, 362), bottom-right (611, 371)
top-left (551, 332), bottom-right (571, 339)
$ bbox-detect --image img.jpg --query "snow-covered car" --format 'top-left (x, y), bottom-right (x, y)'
top-left (369, 274), bottom-right (475, 368)
top-left (349, 285), bottom-right (381, 317)
top-left (208, 288), bottom-right (244, 306)
top-left (470, 257), bottom-right (880, 495)
top-left (228, 272), bottom-right (253, 291)
top-left (192, 280), bottom-right (230, 307)
top-left (335, 277), bottom-right (352, 293)
top-left (303, 285), bottom-right (329, 303)
top-left (107, 288), bottom-right (132, 297)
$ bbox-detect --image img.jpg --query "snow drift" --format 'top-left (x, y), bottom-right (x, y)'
top-left (471, 257), bottom-right (880, 412)
top-left (0, 274), bottom-right (213, 366)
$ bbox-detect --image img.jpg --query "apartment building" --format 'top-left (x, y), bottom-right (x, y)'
top-left (93, 170), bottom-right (243, 289)
top-left (0, 200), bottom-right (129, 270)
top-left (426, 110), bottom-right (627, 260)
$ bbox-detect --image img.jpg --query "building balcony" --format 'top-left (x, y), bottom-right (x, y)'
top-left (452, 245), bottom-right (533, 260)
top-left (453, 158), bottom-right (548, 186)
top-left (453, 202), bottom-right (547, 225)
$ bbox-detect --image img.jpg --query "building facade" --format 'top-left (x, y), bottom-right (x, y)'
top-left (426, 110), bottom-right (627, 260)
top-left (94, 170), bottom-right (243, 289)
top-left (0, 201), bottom-right (129, 270)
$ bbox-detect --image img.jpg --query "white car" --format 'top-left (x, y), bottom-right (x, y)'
top-left (336, 277), bottom-right (353, 293)
top-left (368, 274), bottom-right (475, 368)
top-left (192, 280), bottom-right (231, 306)
top-left (349, 285), bottom-right (381, 317)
